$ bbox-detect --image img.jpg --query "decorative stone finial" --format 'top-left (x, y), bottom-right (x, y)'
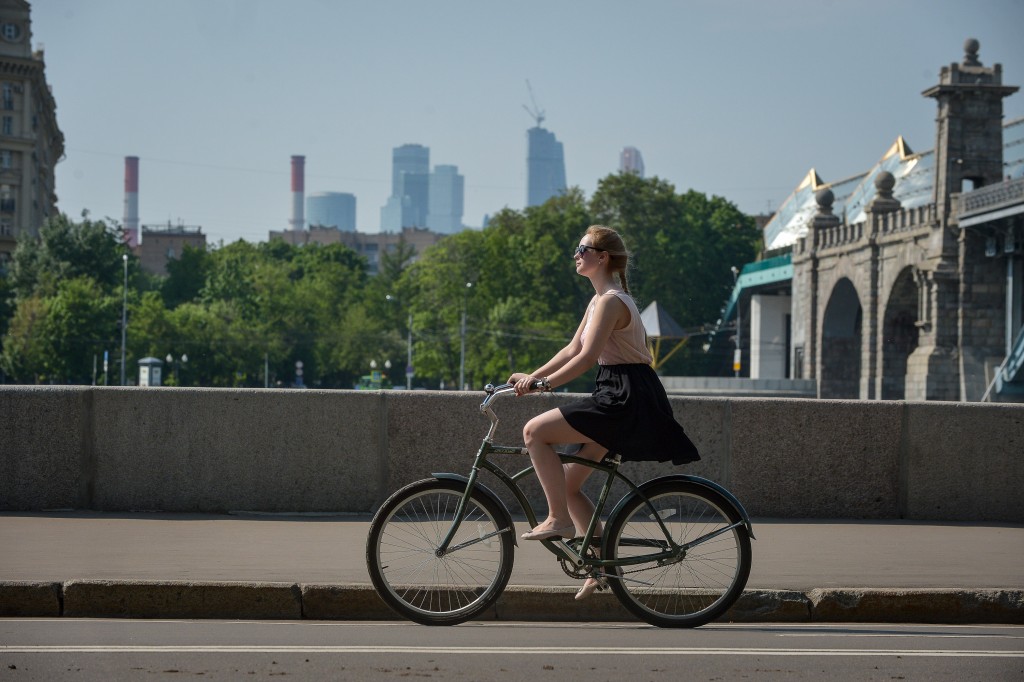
top-left (875, 171), bottom-right (896, 194)
top-left (867, 171), bottom-right (901, 214)
top-left (815, 188), bottom-right (834, 213)
top-left (963, 38), bottom-right (981, 66)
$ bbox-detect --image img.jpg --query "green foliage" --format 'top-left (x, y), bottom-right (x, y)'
top-left (0, 272), bottom-right (13, 340)
top-left (591, 173), bottom-right (761, 374)
top-left (10, 212), bottom-right (130, 300)
top-left (162, 244), bottom-right (212, 308)
top-left (1, 179), bottom-right (762, 386)
top-left (2, 213), bottom-right (130, 383)
top-left (0, 276), bottom-right (120, 383)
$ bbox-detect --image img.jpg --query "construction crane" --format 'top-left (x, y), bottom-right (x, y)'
top-left (522, 79), bottom-right (545, 128)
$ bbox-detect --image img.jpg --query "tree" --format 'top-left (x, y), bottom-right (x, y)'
top-left (590, 174), bottom-right (760, 374)
top-left (0, 276), bottom-right (120, 383)
top-left (0, 271), bottom-right (13, 346)
top-left (162, 244), bottom-right (212, 308)
top-left (401, 190), bottom-right (594, 389)
top-left (10, 213), bottom-right (129, 300)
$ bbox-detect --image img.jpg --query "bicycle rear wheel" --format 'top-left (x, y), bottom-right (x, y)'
top-left (366, 478), bottom-right (515, 625)
top-left (604, 480), bottom-right (751, 628)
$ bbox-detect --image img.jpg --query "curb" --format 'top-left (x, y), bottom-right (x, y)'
top-left (1, 581), bottom-right (1022, 624)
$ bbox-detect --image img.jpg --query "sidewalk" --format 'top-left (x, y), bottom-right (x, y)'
top-left (1, 512), bottom-right (1022, 623)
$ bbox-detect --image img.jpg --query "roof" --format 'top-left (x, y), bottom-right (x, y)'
top-left (640, 300), bottom-right (686, 339)
top-left (762, 117), bottom-right (1024, 251)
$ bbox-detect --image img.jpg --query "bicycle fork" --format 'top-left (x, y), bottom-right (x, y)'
top-left (434, 442), bottom-right (514, 557)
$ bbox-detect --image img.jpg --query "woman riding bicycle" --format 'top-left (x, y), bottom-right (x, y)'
top-left (507, 225), bottom-right (701, 599)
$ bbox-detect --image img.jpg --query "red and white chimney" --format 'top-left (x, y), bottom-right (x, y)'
top-left (123, 156), bottom-right (139, 247)
top-left (290, 155), bottom-right (305, 232)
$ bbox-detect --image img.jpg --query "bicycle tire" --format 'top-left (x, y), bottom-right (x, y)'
top-left (366, 478), bottom-right (515, 625)
top-left (603, 479), bottom-right (751, 628)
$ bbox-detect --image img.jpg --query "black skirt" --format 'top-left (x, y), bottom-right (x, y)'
top-left (559, 364), bottom-right (700, 465)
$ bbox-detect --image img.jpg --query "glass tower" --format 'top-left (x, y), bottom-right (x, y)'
top-left (526, 127), bottom-right (566, 207)
top-left (620, 147), bottom-right (645, 177)
top-left (382, 144), bottom-right (430, 230)
top-left (427, 165), bottom-right (464, 233)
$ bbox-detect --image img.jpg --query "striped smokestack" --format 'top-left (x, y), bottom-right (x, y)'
top-left (290, 155), bottom-right (305, 232)
top-left (123, 156), bottom-right (139, 247)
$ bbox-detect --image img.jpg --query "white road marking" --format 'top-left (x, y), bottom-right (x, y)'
top-left (777, 633), bottom-right (1024, 640)
top-left (1, 646), bottom-right (1020, 657)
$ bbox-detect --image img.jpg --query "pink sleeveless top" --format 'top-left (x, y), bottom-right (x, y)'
top-left (581, 290), bottom-right (653, 366)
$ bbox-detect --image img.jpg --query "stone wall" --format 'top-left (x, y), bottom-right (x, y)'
top-left (1, 386), bottom-right (1022, 521)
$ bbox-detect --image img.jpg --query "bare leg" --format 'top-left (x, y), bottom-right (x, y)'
top-left (564, 442), bottom-right (609, 598)
top-left (522, 407), bottom-right (592, 534)
top-left (564, 442), bottom-right (607, 537)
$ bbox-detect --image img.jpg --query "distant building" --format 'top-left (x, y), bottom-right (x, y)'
top-left (526, 126), bottom-right (566, 207)
top-left (427, 164), bottom-right (464, 233)
top-left (268, 225), bottom-right (444, 275)
top-left (136, 223), bottom-right (207, 276)
top-left (307, 192), bottom-right (356, 232)
top-left (381, 144), bottom-right (430, 230)
top-left (0, 0), bottom-right (63, 267)
top-left (619, 146), bottom-right (645, 177)
top-left (712, 39), bottom-right (1023, 403)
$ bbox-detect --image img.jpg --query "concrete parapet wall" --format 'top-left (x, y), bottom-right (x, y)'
top-left (1, 386), bottom-right (1022, 521)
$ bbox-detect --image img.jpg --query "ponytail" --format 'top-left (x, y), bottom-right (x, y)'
top-left (617, 268), bottom-right (631, 295)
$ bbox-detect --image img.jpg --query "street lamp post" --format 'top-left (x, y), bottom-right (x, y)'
top-left (459, 282), bottom-right (472, 390)
top-left (165, 353), bottom-right (188, 386)
top-left (404, 312), bottom-right (413, 389)
top-left (386, 294), bottom-right (414, 390)
top-left (731, 266), bottom-right (741, 378)
top-left (120, 254), bottom-right (128, 385)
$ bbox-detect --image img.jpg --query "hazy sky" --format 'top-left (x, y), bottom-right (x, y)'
top-left (32, 0), bottom-right (1024, 244)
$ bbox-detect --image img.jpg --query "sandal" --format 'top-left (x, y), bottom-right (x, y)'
top-left (575, 576), bottom-right (609, 601)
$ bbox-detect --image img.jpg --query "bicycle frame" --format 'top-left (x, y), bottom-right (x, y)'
top-left (434, 383), bottom-right (685, 574)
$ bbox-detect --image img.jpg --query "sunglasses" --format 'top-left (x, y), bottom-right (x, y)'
top-left (574, 244), bottom-right (604, 258)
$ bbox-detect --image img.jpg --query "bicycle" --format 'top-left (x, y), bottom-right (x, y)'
top-left (365, 381), bottom-right (755, 628)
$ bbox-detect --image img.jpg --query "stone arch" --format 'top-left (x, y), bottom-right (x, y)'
top-left (821, 277), bottom-right (863, 398)
top-left (881, 267), bottom-right (920, 400)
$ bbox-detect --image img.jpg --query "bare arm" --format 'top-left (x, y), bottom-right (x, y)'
top-left (510, 294), bottom-right (628, 393)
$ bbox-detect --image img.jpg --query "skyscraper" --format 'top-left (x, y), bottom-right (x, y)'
top-left (381, 144), bottom-right (429, 230)
top-left (427, 165), bottom-right (464, 233)
top-left (526, 126), bottom-right (566, 207)
top-left (620, 146), bottom-right (645, 177)
top-left (308, 192), bottom-right (356, 232)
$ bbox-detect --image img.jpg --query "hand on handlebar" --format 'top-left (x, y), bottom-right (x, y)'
top-left (507, 373), bottom-right (550, 396)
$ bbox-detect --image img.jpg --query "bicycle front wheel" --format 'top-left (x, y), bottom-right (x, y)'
top-left (604, 480), bottom-right (751, 628)
top-left (366, 478), bottom-right (515, 625)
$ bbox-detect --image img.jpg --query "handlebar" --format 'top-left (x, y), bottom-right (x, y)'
top-left (479, 379), bottom-right (548, 413)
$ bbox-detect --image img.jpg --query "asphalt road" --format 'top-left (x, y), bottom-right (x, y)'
top-left (2, 619), bottom-right (1021, 681)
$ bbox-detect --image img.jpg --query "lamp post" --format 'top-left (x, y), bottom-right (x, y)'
top-left (386, 294), bottom-right (414, 390)
top-left (731, 266), bottom-right (741, 378)
top-left (120, 254), bottom-right (128, 385)
top-left (459, 282), bottom-right (473, 390)
top-left (165, 353), bottom-right (188, 386)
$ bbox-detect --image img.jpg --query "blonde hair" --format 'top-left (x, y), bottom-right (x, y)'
top-left (585, 225), bottom-right (631, 294)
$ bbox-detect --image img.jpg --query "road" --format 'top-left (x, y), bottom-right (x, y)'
top-left (2, 619), bottom-right (1021, 680)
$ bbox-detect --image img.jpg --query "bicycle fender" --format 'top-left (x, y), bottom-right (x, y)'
top-left (431, 473), bottom-right (519, 547)
top-left (612, 475), bottom-right (756, 540)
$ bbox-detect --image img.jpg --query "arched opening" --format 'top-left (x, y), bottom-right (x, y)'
top-left (821, 278), bottom-right (862, 398)
top-left (881, 268), bottom-right (920, 400)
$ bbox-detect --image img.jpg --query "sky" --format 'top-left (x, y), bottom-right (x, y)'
top-left (31, 0), bottom-right (1024, 245)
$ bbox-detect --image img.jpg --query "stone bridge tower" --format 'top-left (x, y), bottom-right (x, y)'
top-left (791, 40), bottom-right (1020, 401)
